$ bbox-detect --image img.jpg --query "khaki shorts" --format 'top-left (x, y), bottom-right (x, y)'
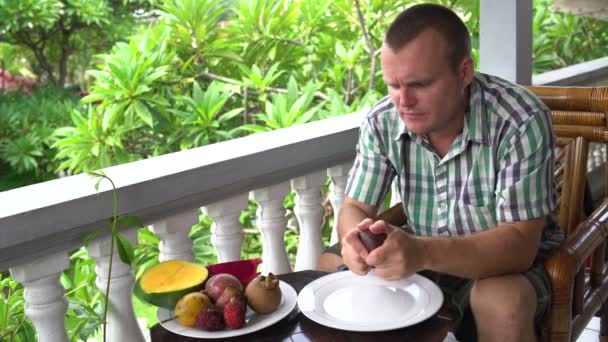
top-left (324, 242), bottom-right (552, 340)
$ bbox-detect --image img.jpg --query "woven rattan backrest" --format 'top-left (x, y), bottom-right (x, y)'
top-left (528, 86), bottom-right (608, 334)
top-left (527, 86), bottom-right (608, 236)
top-left (554, 137), bottom-right (588, 236)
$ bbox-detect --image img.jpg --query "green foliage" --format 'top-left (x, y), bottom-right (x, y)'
top-left (240, 77), bottom-right (324, 133)
top-left (0, 0), bottom-right (155, 87)
top-left (81, 31), bottom-right (174, 130)
top-left (52, 107), bottom-right (131, 174)
top-left (0, 86), bottom-right (80, 190)
top-left (170, 81), bottom-right (243, 149)
top-left (62, 249), bottom-right (104, 341)
top-left (532, 0), bottom-right (608, 73)
top-left (0, 274), bottom-right (35, 341)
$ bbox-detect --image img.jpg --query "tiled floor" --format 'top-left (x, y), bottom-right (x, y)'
top-left (578, 317), bottom-right (601, 342)
top-left (443, 317), bottom-right (603, 342)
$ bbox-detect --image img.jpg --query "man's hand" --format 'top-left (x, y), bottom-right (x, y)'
top-left (340, 218), bottom-right (378, 275)
top-left (364, 220), bottom-right (427, 280)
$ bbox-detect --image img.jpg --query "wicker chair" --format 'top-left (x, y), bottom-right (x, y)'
top-left (377, 86), bottom-right (608, 342)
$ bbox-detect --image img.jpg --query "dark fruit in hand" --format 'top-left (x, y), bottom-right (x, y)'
top-left (196, 304), bottom-right (225, 331)
top-left (359, 231), bottom-right (387, 252)
top-left (245, 273), bottom-right (282, 314)
top-left (224, 297), bottom-right (247, 329)
top-left (204, 273), bottom-right (243, 302)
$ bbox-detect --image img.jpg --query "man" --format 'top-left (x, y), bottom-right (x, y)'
top-left (317, 4), bottom-right (563, 342)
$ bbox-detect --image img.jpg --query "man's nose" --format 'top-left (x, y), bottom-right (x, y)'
top-left (399, 87), bottom-right (416, 108)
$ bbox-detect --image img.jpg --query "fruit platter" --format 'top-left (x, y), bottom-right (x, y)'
top-left (134, 258), bottom-right (297, 338)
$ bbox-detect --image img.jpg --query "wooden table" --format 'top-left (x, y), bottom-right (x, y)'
top-left (150, 270), bottom-right (450, 341)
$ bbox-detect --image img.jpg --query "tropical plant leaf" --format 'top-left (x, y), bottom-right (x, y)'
top-left (115, 233), bottom-right (135, 266)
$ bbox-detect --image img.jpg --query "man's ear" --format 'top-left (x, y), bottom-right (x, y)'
top-left (460, 56), bottom-right (475, 86)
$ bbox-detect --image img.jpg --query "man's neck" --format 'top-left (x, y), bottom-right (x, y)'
top-left (428, 109), bottom-right (466, 157)
top-left (428, 88), bottom-right (469, 157)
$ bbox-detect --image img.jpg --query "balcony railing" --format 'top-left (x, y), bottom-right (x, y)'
top-left (0, 113), bottom-right (364, 341)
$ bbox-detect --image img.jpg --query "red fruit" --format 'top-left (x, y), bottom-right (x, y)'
top-left (205, 273), bottom-right (243, 302)
top-left (196, 305), bottom-right (225, 331)
top-left (223, 297), bottom-right (247, 329)
top-left (206, 258), bottom-right (263, 286)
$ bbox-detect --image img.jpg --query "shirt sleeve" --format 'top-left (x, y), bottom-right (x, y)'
top-left (345, 116), bottom-right (396, 208)
top-left (495, 108), bottom-right (557, 222)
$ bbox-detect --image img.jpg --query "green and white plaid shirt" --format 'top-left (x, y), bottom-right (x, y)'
top-left (346, 73), bottom-right (563, 252)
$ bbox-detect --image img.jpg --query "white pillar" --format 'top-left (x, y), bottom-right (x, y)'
top-left (480, 0), bottom-right (533, 84)
top-left (327, 162), bottom-right (352, 245)
top-left (203, 193), bottom-right (249, 263)
top-left (10, 252), bottom-right (70, 342)
top-left (252, 182), bottom-right (292, 274)
top-left (292, 171), bottom-right (327, 271)
top-left (149, 210), bottom-right (197, 262)
top-left (87, 230), bottom-right (145, 342)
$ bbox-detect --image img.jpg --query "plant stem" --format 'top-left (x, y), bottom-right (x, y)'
top-left (10, 316), bottom-right (26, 341)
top-left (243, 87), bottom-right (249, 125)
top-left (64, 281), bottom-right (93, 297)
top-left (1, 286), bottom-right (10, 336)
top-left (354, 0), bottom-right (377, 92)
top-left (101, 175), bottom-right (118, 342)
top-left (345, 67), bottom-right (353, 105)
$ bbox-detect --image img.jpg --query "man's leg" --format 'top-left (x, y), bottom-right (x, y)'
top-left (317, 252), bottom-right (343, 272)
top-left (317, 242), bottom-right (344, 272)
top-left (470, 274), bottom-right (538, 342)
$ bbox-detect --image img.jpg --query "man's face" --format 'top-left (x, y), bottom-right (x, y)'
top-left (381, 29), bottom-right (473, 137)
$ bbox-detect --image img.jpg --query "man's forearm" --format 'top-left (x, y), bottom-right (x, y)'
top-left (419, 221), bottom-right (542, 279)
top-left (337, 203), bottom-right (372, 240)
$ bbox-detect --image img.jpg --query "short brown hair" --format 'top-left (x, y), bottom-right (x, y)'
top-left (385, 4), bottom-right (471, 68)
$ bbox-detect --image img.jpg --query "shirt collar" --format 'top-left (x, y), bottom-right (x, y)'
top-left (466, 74), bottom-right (490, 145)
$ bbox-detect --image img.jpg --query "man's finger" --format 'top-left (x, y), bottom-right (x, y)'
top-left (365, 245), bottom-right (386, 266)
top-left (349, 260), bottom-right (371, 275)
top-left (343, 230), bottom-right (369, 258)
top-left (356, 218), bottom-right (374, 232)
top-left (368, 220), bottom-right (395, 235)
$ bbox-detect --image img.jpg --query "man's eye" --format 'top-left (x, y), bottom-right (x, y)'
top-left (413, 81), bottom-right (431, 88)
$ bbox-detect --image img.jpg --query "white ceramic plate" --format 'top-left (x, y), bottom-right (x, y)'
top-left (297, 271), bottom-right (443, 332)
top-left (157, 281), bottom-right (297, 338)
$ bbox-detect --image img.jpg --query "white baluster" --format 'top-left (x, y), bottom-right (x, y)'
top-left (292, 171), bottom-right (327, 271)
top-left (149, 210), bottom-right (197, 262)
top-left (593, 143), bottom-right (605, 168)
top-left (10, 252), bottom-right (70, 342)
top-left (202, 193), bottom-right (248, 263)
top-left (592, 143), bottom-right (602, 171)
top-left (87, 230), bottom-right (145, 342)
top-left (327, 162), bottom-right (352, 245)
top-left (252, 182), bottom-right (292, 274)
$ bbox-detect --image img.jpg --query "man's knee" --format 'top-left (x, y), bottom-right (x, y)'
top-left (317, 253), bottom-right (343, 272)
top-left (470, 274), bottom-right (537, 326)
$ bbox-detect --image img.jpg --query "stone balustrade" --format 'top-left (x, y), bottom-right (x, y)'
top-left (0, 113), bottom-right (361, 341)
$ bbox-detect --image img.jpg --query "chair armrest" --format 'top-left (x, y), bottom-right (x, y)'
top-left (545, 198), bottom-right (608, 291)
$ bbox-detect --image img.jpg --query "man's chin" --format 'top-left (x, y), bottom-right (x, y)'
top-left (402, 122), bottom-right (431, 135)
